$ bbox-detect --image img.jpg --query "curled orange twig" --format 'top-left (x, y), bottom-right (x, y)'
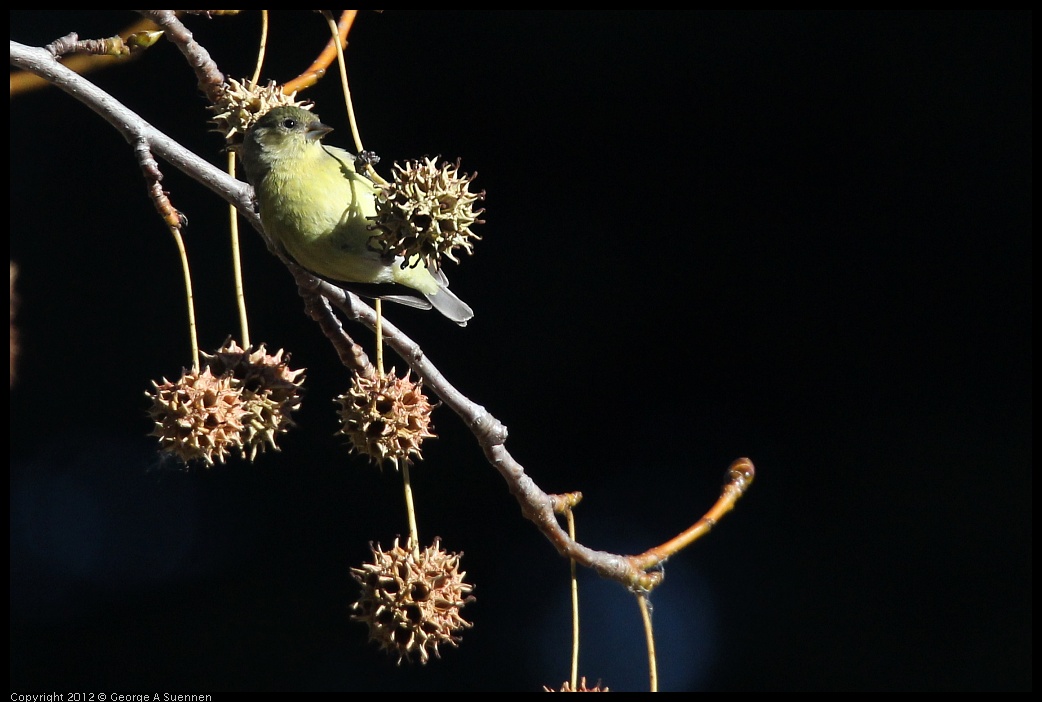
top-left (282, 10), bottom-right (358, 95)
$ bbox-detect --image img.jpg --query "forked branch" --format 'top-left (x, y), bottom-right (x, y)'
top-left (10, 33), bottom-right (753, 594)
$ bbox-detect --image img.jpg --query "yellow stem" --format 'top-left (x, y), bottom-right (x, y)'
top-left (637, 593), bottom-right (658, 693)
top-left (400, 457), bottom-right (420, 557)
top-left (321, 10), bottom-right (387, 185)
top-left (169, 225), bottom-right (199, 370)
top-left (566, 508), bottom-right (580, 691)
top-left (375, 298), bottom-right (384, 377)
top-left (218, 13), bottom-right (268, 351)
top-left (226, 153), bottom-right (250, 347)
top-left (322, 10), bottom-right (361, 153)
top-left (249, 10), bottom-right (269, 85)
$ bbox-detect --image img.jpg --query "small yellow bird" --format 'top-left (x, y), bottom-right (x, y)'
top-left (239, 105), bottom-right (474, 326)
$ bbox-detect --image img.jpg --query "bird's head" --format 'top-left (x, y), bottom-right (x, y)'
top-left (239, 105), bottom-right (332, 182)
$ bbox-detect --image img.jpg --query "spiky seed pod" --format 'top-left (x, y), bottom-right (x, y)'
top-left (369, 157), bottom-right (485, 272)
top-left (545, 678), bottom-right (611, 692)
top-left (350, 538), bottom-right (475, 664)
top-left (146, 367), bottom-right (246, 466)
top-left (209, 78), bottom-right (312, 148)
top-left (335, 369), bottom-right (435, 466)
top-left (200, 339), bottom-right (306, 461)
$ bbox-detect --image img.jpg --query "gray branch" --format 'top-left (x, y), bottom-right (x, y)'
top-left (10, 40), bottom-right (255, 230)
top-left (11, 35), bottom-right (745, 593)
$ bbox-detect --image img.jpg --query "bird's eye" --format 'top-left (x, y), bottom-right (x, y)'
top-left (281, 118), bottom-right (297, 129)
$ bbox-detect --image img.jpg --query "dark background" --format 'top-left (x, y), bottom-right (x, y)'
top-left (10, 11), bottom-right (1031, 692)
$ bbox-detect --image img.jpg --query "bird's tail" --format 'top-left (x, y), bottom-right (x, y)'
top-left (423, 267), bottom-right (474, 327)
top-left (342, 268), bottom-right (474, 326)
top-left (424, 286), bottom-right (474, 327)
top-left (345, 284), bottom-right (473, 326)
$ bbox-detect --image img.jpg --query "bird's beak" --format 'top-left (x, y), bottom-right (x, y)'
top-left (306, 121), bottom-right (334, 142)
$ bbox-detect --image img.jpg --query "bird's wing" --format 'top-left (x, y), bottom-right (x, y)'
top-left (322, 145), bottom-right (373, 181)
top-left (338, 281), bottom-right (433, 310)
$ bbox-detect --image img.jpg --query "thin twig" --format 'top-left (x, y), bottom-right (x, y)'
top-left (375, 299), bottom-right (384, 376)
top-left (130, 135), bottom-right (198, 368)
top-left (297, 286), bottom-right (375, 379)
top-left (566, 508), bottom-right (580, 691)
top-left (249, 10), bottom-right (269, 85)
top-left (320, 11), bottom-right (365, 157)
top-left (167, 221), bottom-right (199, 371)
top-left (628, 457), bottom-right (755, 571)
top-left (636, 594), bottom-right (658, 692)
top-left (136, 11), bottom-right (226, 103)
top-left (222, 9), bottom-right (274, 349)
top-left (10, 17), bottom-right (159, 97)
top-left (401, 458), bottom-right (420, 558)
top-left (226, 152), bottom-right (250, 348)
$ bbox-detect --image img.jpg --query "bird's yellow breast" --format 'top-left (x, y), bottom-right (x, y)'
top-left (256, 145), bottom-right (393, 284)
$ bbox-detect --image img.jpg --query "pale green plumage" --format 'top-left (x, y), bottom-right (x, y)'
top-left (239, 106), bottom-right (473, 325)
